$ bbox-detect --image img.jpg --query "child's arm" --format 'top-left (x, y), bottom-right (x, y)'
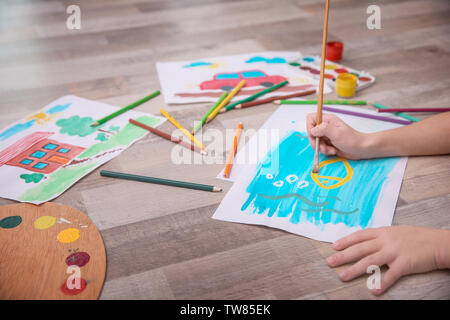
top-left (327, 226), bottom-right (450, 295)
top-left (306, 112), bottom-right (450, 159)
top-left (306, 112), bottom-right (450, 295)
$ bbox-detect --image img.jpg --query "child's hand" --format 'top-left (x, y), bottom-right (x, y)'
top-left (306, 113), bottom-right (369, 160)
top-left (326, 226), bottom-right (450, 295)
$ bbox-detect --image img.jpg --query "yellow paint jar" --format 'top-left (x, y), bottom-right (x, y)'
top-left (336, 73), bottom-right (357, 98)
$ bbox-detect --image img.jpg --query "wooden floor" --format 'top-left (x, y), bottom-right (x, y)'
top-left (1, 0), bottom-right (449, 299)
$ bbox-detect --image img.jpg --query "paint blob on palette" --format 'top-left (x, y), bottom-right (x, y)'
top-left (0, 202), bottom-right (106, 300)
top-left (289, 56), bottom-right (375, 91)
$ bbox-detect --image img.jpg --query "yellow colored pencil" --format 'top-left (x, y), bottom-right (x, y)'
top-left (160, 108), bottom-right (206, 151)
top-left (206, 80), bottom-right (246, 123)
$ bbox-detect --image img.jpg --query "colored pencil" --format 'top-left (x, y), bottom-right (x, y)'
top-left (160, 108), bottom-right (206, 151)
top-left (312, 0), bottom-right (330, 174)
top-left (206, 80), bottom-right (246, 123)
top-left (323, 106), bottom-right (412, 125)
top-left (377, 108), bottom-right (450, 113)
top-left (91, 90), bottom-right (160, 126)
top-left (224, 122), bottom-right (243, 178)
top-left (100, 170), bottom-right (222, 192)
top-left (370, 102), bottom-right (420, 122)
top-left (277, 99), bottom-right (366, 105)
top-left (192, 92), bottom-right (228, 134)
top-left (222, 80), bottom-right (289, 112)
top-left (224, 89), bottom-right (316, 112)
top-left (129, 119), bottom-right (207, 155)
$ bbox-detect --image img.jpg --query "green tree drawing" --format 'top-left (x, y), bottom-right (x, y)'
top-left (56, 116), bottom-right (103, 137)
top-left (20, 173), bottom-right (44, 183)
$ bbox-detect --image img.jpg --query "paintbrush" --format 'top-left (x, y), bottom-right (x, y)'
top-left (312, 0), bottom-right (330, 174)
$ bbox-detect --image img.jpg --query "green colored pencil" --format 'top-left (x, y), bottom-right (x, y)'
top-left (371, 102), bottom-right (420, 122)
top-left (100, 170), bottom-right (223, 192)
top-left (278, 99), bottom-right (366, 105)
top-left (91, 90), bottom-right (160, 126)
top-left (192, 92), bottom-right (228, 133)
top-left (224, 80), bottom-right (289, 112)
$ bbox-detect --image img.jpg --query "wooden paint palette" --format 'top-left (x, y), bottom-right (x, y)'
top-left (0, 202), bottom-right (106, 300)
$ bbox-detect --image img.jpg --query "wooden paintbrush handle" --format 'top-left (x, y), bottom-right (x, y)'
top-left (316, 0), bottom-right (330, 125)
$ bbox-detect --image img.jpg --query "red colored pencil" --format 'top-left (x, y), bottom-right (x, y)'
top-left (221, 89), bottom-right (316, 112)
top-left (377, 108), bottom-right (450, 113)
top-left (129, 119), bottom-right (207, 155)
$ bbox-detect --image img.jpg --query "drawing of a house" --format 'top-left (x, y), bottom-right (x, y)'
top-left (0, 132), bottom-right (85, 174)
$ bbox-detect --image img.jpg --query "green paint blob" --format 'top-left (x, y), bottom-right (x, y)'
top-left (0, 216), bottom-right (22, 229)
top-left (109, 125), bottom-right (120, 132)
top-left (288, 62), bottom-right (301, 66)
top-left (95, 132), bottom-right (108, 142)
top-left (56, 115), bottom-right (103, 137)
top-left (78, 115), bottom-right (162, 158)
top-left (19, 162), bottom-right (97, 202)
top-left (20, 173), bottom-right (44, 183)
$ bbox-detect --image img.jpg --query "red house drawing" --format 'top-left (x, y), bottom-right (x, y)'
top-left (0, 132), bottom-right (85, 174)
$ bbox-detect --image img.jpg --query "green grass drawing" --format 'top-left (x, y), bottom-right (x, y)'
top-left (78, 115), bottom-right (161, 158)
top-left (18, 115), bottom-right (162, 202)
top-left (19, 162), bottom-right (97, 202)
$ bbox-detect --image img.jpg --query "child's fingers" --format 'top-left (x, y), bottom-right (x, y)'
top-left (308, 135), bottom-right (316, 150)
top-left (310, 122), bottom-right (328, 138)
top-left (327, 240), bottom-right (379, 267)
top-left (333, 228), bottom-right (379, 250)
top-left (371, 260), bottom-right (405, 295)
top-left (306, 113), bottom-right (318, 149)
top-left (306, 113), bottom-right (318, 133)
top-left (319, 142), bottom-right (337, 156)
top-left (339, 252), bottom-right (386, 282)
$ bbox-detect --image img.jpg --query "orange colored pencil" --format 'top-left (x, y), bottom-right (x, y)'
top-left (224, 122), bottom-right (243, 178)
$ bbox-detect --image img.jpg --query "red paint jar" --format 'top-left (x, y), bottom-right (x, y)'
top-left (326, 41), bottom-right (343, 61)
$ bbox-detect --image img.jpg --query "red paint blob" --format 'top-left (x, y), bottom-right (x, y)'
top-left (358, 76), bottom-right (371, 82)
top-left (309, 69), bottom-right (320, 75)
top-left (324, 74), bottom-right (334, 79)
top-left (66, 252), bottom-right (90, 267)
top-left (334, 68), bottom-right (348, 74)
top-left (61, 278), bottom-right (87, 296)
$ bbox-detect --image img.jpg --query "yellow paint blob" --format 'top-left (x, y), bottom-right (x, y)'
top-left (325, 64), bottom-right (337, 70)
top-left (34, 216), bottom-right (56, 230)
top-left (311, 158), bottom-right (354, 189)
top-left (57, 228), bottom-right (81, 243)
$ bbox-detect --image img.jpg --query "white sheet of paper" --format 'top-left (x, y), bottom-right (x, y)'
top-left (0, 95), bottom-right (166, 204)
top-left (213, 105), bottom-right (408, 242)
top-left (156, 51), bottom-right (329, 104)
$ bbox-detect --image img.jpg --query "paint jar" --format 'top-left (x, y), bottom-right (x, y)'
top-left (336, 73), bottom-right (357, 98)
top-left (326, 41), bottom-right (343, 61)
